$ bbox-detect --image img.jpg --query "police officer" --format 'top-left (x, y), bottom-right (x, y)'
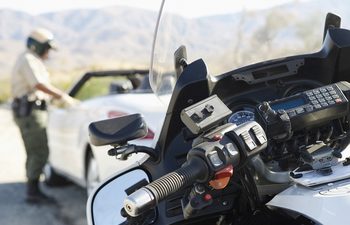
top-left (11, 28), bottom-right (76, 203)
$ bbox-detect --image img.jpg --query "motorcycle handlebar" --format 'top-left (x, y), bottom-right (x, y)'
top-left (123, 156), bottom-right (208, 217)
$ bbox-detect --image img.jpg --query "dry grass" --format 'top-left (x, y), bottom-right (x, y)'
top-left (0, 78), bottom-right (11, 104)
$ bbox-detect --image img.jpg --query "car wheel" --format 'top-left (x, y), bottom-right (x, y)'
top-left (43, 163), bottom-right (70, 187)
top-left (86, 154), bottom-right (100, 196)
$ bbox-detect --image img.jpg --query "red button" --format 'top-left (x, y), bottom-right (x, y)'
top-left (212, 134), bottom-right (222, 141)
top-left (335, 98), bottom-right (342, 103)
top-left (204, 194), bottom-right (212, 201)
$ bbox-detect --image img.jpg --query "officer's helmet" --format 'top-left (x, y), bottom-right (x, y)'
top-left (27, 28), bottom-right (57, 57)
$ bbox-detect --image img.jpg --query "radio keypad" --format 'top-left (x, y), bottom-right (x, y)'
top-left (306, 85), bottom-right (344, 110)
top-left (288, 85), bottom-right (345, 118)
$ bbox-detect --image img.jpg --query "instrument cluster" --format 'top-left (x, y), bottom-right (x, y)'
top-left (228, 109), bottom-right (255, 126)
top-left (226, 82), bottom-right (320, 126)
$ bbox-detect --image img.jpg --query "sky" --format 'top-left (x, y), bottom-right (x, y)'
top-left (0, 0), bottom-right (309, 17)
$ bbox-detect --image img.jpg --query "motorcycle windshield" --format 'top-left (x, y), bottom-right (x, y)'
top-left (149, 0), bottom-right (350, 106)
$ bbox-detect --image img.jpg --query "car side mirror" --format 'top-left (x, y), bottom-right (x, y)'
top-left (88, 113), bottom-right (148, 146)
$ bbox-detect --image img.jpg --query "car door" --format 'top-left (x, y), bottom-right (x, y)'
top-left (47, 103), bottom-right (88, 178)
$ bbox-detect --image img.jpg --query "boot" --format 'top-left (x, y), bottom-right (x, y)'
top-left (26, 179), bottom-right (57, 204)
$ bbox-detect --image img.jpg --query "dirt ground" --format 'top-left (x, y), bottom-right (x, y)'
top-left (0, 104), bottom-right (87, 225)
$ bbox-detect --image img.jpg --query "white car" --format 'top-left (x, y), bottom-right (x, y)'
top-left (45, 70), bottom-right (166, 194)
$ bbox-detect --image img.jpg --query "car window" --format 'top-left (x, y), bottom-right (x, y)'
top-left (75, 76), bottom-right (134, 101)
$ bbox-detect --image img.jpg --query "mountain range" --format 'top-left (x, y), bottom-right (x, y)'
top-left (1, 0), bottom-right (350, 79)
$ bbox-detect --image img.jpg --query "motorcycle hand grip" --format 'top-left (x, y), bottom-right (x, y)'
top-left (123, 157), bottom-right (208, 217)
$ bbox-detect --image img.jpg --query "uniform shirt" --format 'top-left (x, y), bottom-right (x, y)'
top-left (11, 50), bottom-right (50, 101)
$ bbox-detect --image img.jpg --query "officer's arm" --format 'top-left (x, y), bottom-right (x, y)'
top-left (35, 83), bottom-right (66, 99)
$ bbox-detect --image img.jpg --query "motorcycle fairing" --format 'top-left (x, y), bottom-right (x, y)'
top-left (211, 28), bottom-right (350, 98)
top-left (141, 27), bottom-right (350, 225)
top-left (267, 178), bottom-right (350, 225)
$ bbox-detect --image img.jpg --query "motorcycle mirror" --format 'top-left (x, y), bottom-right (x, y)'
top-left (87, 168), bottom-right (153, 225)
top-left (174, 45), bottom-right (188, 79)
top-left (88, 113), bottom-right (148, 146)
top-left (323, 12), bottom-right (341, 42)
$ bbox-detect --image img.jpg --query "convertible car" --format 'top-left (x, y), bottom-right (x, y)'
top-left (45, 69), bottom-right (166, 194)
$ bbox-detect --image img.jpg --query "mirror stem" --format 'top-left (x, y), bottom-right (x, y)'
top-left (108, 145), bottom-right (158, 161)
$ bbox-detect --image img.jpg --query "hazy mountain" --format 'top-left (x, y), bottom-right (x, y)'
top-left (0, 6), bottom-right (158, 78)
top-left (0, 0), bottom-right (350, 79)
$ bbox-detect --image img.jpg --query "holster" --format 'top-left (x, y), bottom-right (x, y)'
top-left (12, 96), bottom-right (46, 118)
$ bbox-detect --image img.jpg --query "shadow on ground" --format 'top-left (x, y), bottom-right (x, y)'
top-left (0, 181), bottom-right (87, 225)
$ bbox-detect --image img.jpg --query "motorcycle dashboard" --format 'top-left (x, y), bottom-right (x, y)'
top-left (225, 81), bottom-right (323, 126)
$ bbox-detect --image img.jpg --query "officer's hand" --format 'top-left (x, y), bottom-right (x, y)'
top-left (53, 94), bottom-right (80, 108)
top-left (61, 94), bottom-right (80, 107)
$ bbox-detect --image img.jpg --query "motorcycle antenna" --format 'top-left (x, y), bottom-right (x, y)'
top-left (323, 12), bottom-right (341, 42)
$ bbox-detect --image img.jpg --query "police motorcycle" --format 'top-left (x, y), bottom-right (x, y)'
top-left (87, 1), bottom-right (350, 225)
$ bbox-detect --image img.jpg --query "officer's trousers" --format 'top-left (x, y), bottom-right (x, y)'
top-left (14, 109), bottom-right (49, 182)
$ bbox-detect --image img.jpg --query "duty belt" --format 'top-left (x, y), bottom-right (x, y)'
top-left (12, 96), bottom-right (47, 118)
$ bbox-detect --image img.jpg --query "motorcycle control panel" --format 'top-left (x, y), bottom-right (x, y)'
top-left (181, 95), bottom-right (232, 134)
top-left (256, 82), bottom-right (350, 140)
top-left (123, 82), bottom-right (350, 221)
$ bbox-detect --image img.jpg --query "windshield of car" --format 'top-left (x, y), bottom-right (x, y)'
top-left (149, 0), bottom-right (350, 106)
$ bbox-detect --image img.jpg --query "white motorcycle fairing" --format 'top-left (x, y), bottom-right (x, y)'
top-left (266, 178), bottom-right (350, 225)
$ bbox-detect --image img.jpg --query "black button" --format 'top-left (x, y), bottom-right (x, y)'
top-left (296, 108), bottom-right (305, 114)
top-left (288, 111), bottom-right (296, 117)
top-left (208, 152), bottom-right (223, 167)
top-left (203, 104), bottom-right (214, 114)
top-left (191, 113), bottom-right (202, 122)
top-left (306, 91), bottom-right (314, 96)
top-left (240, 132), bottom-right (257, 151)
top-left (309, 96), bottom-right (316, 101)
top-left (252, 125), bottom-right (267, 145)
top-left (305, 105), bottom-right (313, 112)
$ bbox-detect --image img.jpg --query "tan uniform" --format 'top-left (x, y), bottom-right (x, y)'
top-left (11, 50), bottom-right (50, 181)
top-left (12, 50), bottom-right (50, 101)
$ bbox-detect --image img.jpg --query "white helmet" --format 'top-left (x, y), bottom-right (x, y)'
top-left (27, 28), bottom-right (57, 56)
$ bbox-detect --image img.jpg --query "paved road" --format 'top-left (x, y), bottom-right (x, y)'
top-left (0, 104), bottom-right (87, 225)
